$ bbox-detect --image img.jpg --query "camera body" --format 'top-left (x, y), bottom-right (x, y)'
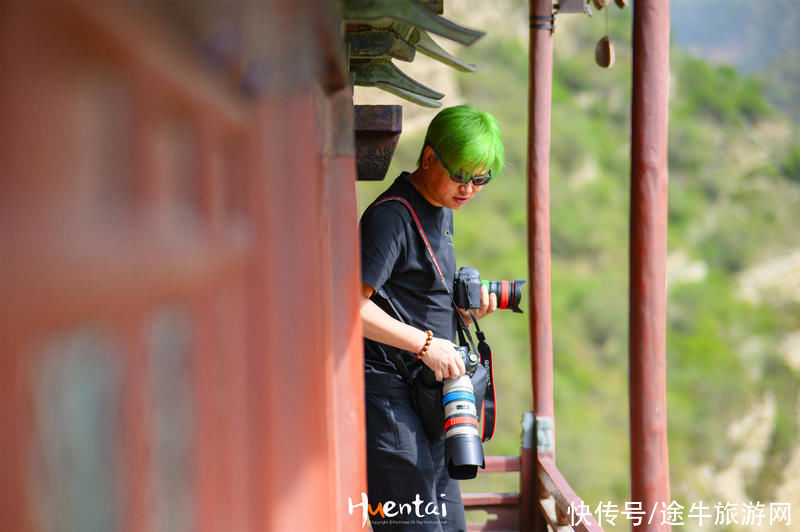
top-left (453, 266), bottom-right (483, 310)
top-left (455, 345), bottom-right (480, 377)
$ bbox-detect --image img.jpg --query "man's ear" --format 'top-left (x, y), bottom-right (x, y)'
top-left (421, 145), bottom-right (435, 169)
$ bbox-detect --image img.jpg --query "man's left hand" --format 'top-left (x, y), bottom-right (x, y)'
top-left (459, 284), bottom-right (497, 326)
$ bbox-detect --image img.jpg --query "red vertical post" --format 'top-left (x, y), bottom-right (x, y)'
top-left (522, 0), bottom-right (554, 530)
top-left (321, 86), bottom-right (368, 531)
top-left (629, 1), bottom-right (671, 530)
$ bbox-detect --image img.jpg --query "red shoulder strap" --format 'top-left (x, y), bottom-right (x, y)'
top-left (365, 196), bottom-right (447, 283)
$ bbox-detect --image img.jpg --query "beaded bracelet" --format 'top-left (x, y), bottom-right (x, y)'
top-left (416, 330), bottom-right (433, 359)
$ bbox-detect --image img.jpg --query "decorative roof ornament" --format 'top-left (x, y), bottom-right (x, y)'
top-left (343, 0), bottom-right (485, 108)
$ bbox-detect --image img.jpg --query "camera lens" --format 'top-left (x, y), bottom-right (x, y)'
top-left (483, 280), bottom-right (526, 313)
top-left (442, 374), bottom-right (484, 479)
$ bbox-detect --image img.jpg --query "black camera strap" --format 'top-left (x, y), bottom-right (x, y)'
top-left (468, 311), bottom-right (497, 441)
top-left (366, 195), bottom-right (496, 441)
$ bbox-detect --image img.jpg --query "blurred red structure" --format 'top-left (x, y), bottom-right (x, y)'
top-left (0, 1), bottom-right (365, 530)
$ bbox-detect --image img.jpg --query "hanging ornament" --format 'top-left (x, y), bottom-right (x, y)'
top-left (595, 36), bottom-right (615, 68)
top-left (595, 6), bottom-right (615, 68)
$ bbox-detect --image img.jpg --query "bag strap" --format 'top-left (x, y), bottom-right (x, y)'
top-left (376, 287), bottom-right (417, 387)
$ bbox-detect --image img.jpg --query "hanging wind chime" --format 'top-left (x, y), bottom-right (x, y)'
top-left (592, 0), bottom-right (627, 68)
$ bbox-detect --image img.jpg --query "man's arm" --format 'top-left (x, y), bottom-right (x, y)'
top-left (360, 283), bottom-right (465, 381)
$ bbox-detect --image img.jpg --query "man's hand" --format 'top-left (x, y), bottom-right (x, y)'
top-left (361, 283), bottom-right (466, 381)
top-left (459, 284), bottom-right (497, 326)
top-left (361, 282), bottom-right (473, 381)
top-left (421, 337), bottom-right (466, 381)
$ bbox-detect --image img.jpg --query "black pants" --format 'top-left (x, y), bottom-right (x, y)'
top-left (365, 388), bottom-right (466, 532)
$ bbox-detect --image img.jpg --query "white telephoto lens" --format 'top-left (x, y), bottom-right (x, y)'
top-left (445, 400), bottom-right (478, 418)
top-left (445, 424), bottom-right (480, 438)
top-left (443, 374), bottom-right (474, 394)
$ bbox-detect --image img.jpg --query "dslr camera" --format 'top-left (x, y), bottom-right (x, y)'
top-left (453, 266), bottom-right (526, 314)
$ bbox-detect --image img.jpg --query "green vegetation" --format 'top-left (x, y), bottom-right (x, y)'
top-left (760, 49), bottom-right (800, 126)
top-left (673, 57), bottom-right (770, 125)
top-left (781, 144), bottom-right (800, 184)
top-left (358, 3), bottom-right (800, 526)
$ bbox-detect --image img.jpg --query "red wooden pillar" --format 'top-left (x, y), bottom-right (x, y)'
top-left (523, 0), bottom-right (555, 530)
top-left (628, 1), bottom-right (671, 530)
top-left (321, 86), bottom-right (367, 529)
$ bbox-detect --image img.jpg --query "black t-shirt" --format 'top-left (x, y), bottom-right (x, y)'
top-left (360, 173), bottom-right (458, 379)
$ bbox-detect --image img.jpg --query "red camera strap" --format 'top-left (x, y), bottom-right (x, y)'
top-left (366, 196), bottom-right (447, 282)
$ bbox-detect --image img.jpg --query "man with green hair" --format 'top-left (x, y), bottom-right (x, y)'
top-left (360, 104), bottom-right (504, 531)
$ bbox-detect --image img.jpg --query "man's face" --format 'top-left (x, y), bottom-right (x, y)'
top-left (421, 146), bottom-right (488, 210)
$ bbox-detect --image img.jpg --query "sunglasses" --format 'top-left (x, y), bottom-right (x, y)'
top-left (431, 146), bottom-right (493, 186)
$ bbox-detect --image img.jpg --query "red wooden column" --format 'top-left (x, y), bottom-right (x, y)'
top-left (628, 1), bottom-right (671, 529)
top-left (522, 0), bottom-right (555, 530)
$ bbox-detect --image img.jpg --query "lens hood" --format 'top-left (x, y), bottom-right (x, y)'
top-left (445, 434), bottom-right (485, 480)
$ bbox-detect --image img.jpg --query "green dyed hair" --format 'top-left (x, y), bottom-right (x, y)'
top-left (418, 104), bottom-right (504, 176)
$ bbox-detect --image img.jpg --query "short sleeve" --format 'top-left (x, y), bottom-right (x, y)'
top-left (360, 203), bottom-right (407, 292)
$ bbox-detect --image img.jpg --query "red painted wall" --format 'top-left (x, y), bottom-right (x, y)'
top-left (0, 2), bottom-right (366, 531)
